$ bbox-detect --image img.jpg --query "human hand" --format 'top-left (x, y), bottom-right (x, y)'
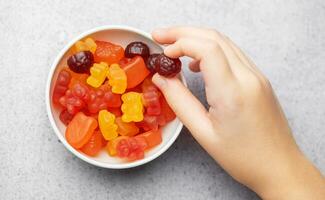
top-left (151, 26), bottom-right (325, 199)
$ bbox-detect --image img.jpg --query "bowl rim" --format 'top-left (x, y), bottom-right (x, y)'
top-left (45, 25), bottom-right (186, 169)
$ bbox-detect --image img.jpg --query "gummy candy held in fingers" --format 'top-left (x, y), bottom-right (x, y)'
top-left (81, 130), bottom-right (104, 156)
top-left (107, 64), bottom-right (127, 94)
top-left (146, 53), bottom-right (160, 73)
top-left (115, 117), bottom-right (139, 136)
top-left (94, 41), bottom-right (124, 64)
top-left (154, 53), bottom-right (181, 77)
top-left (52, 69), bottom-right (71, 105)
top-left (122, 56), bottom-right (150, 89)
top-left (67, 51), bottom-right (94, 74)
top-left (65, 112), bottom-right (98, 149)
top-left (74, 38), bottom-right (97, 53)
top-left (86, 62), bottom-right (109, 88)
top-left (98, 110), bottom-right (118, 141)
top-left (121, 92), bottom-right (144, 122)
top-left (125, 42), bottom-right (150, 60)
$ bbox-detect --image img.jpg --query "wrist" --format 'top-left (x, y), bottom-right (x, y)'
top-left (256, 151), bottom-right (325, 200)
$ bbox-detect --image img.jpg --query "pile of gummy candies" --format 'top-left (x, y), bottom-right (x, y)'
top-left (52, 37), bottom-right (182, 162)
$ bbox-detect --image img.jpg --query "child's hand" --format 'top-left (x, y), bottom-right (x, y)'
top-left (152, 27), bottom-right (325, 199)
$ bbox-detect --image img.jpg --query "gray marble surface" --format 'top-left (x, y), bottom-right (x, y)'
top-left (1, 0), bottom-right (324, 199)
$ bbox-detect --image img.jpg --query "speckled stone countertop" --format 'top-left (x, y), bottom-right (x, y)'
top-left (1, 0), bottom-right (324, 199)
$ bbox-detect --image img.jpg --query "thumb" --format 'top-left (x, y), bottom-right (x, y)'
top-left (152, 74), bottom-right (215, 144)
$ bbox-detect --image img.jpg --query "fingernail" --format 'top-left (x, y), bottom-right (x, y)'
top-left (152, 74), bottom-right (167, 88)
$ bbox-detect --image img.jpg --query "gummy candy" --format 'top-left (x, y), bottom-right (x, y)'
top-left (116, 117), bottom-right (139, 136)
top-left (106, 136), bottom-right (128, 156)
top-left (153, 53), bottom-right (181, 77)
top-left (121, 92), bottom-right (144, 122)
top-left (125, 41), bottom-right (150, 59)
top-left (136, 129), bottom-right (162, 149)
top-left (59, 83), bottom-right (90, 115)
top-left (122, 56), bottom-right (150, 89)
top-left (59, 109), bottom-right (74, 125)
top-left (107, 64), bottom-right (127, 94)
top-left (52, 69), bottom-right (71, 105)
top-left (98, 110), bottom-right (118, 141)
top-left (136, 114), bottom-right (159, 131)
top-left (160, 96), bottom-right (176, 123)
top-left (86, 62), bottom-right (109, 88)
top-left (81, 130), bottom-right (105, 156)
top-left (116, 137), bottom-right (148, 161)
top-left (146, 53), bottom-right (159, 73)
top-left (94, 41), bottom-right (124, 64)
top-left (65, 112), bottom-right (98, 149)
top-left (75, 38), bottom-right (97, 53)
top-left (67, 51), bottom-right (94, 74)
top-left (87, 83), bottom-right (122, 114)
top-left (142, 78), bottom-right (161, 116)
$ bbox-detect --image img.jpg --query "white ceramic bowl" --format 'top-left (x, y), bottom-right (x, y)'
top-left (45, 25), bottom-right (186, 169)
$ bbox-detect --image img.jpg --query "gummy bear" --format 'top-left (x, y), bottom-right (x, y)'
top-left (59, 83), bottom-right (90, 115)
top-left (86, 62), bottom-right (109, 88)
top-left (141, 77), bottom-right (161, 116)
top-left (115, 117), bottom-right (139, 136)
top-left (75, 37), bottom-right (97, 53)
top-left (106, 136), bottom-right (128, 156)
top-left (65, 112), bottom-right (98, 149)
top-left (98, 110), bottom-right (118, 141)
top-left (94, 41), bottom-right (124, 64)
top-left (59, 109), bottom-right (74, 125)
top-left (136, 113), bottom-right (159, 131)
top-left (121, 56), bottom-right (150, 89)
top-left (81, 130), bottom-right (105, 156)
top-left (116, 137), bottom-right (148, 161)
top-left (52, 69), bottom-right (71, 105)
top-left (107, 64), bottom-right (127, 94)
top-left (86, 82), bottom-right (122, 114)
top-left (121, 92), bottom-right (144, 122)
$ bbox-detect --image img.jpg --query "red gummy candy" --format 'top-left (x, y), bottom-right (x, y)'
top-left (142, 78), bottom-right (161, 116)
top-left (59, 83), bottom-right (90, 115)
top-left (52, 69), bottom-right (71, 105)
top-left (86, 83), bottom-right (122, 114)
top-left (136, 114), bottom-right (159, 131)
top-left (59, 109), bottom-right (74, 125)
top-left (116, 137), bottom-right (148, 161)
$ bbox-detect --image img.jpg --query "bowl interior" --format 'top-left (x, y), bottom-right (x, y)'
top-left (47, 27), bottom-right (184, 168)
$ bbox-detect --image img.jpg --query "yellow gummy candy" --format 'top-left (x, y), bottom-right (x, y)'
top-left (87, 62), bottom-right (109, 88)
top-left (107, 64), bottom-right (127, 94)
top-left (74, 37), bottom-right (97, 53)
top-left (121, 92), bottom-right (144, 122)
top-left (98, 110), bottom-right (118, 141)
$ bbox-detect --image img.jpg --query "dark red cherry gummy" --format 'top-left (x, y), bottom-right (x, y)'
top-left (67, 51), bottom-right (94, 74)
top-left (154, 54), bottom-right (181, 77)
top-left (146, 53), bottom-right (160, 73)
top-left (125, 42), bottom-right (150, 59)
